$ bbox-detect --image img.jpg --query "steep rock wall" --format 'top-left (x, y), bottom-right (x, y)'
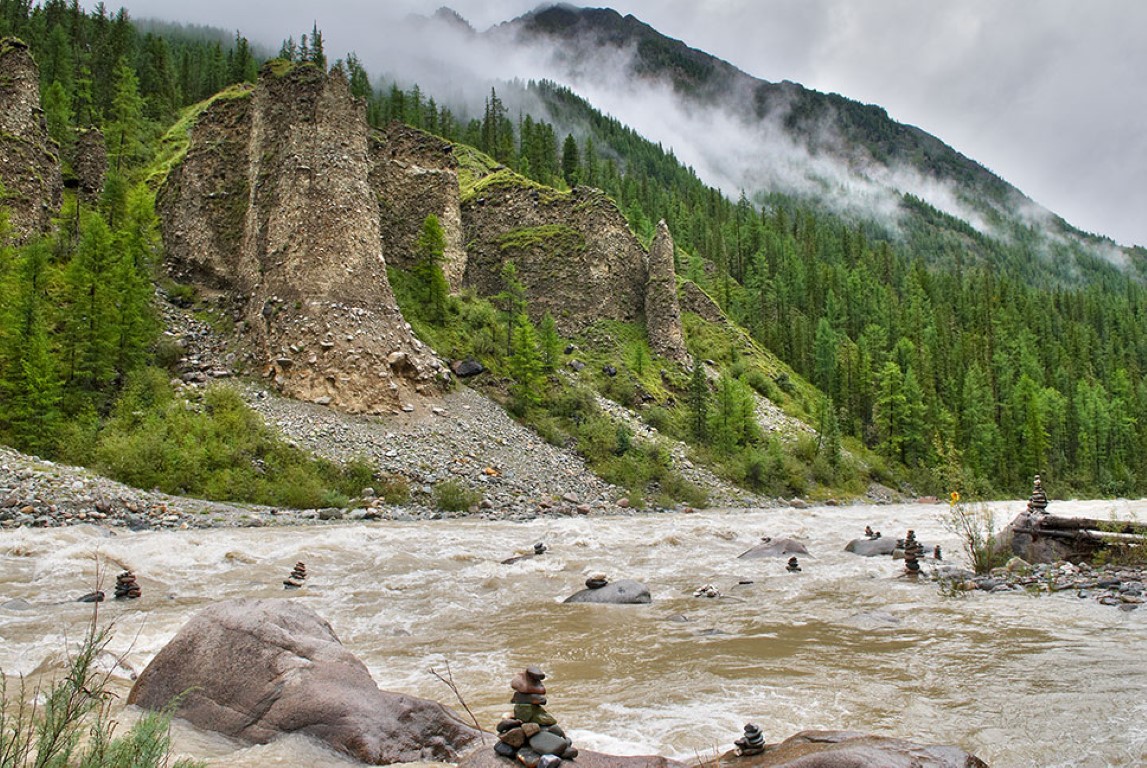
top-left (159, 62), bottom-right (444, 414)
top-left (462, 183), bottom-right (647, 334)
top-left (644, 220), bottom-right (688, 362)
top-left (370, 123), bottom-right (466, 290)
top-left (0, 38), bottom-right (62, 244)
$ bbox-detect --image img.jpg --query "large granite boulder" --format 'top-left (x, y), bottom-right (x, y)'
top-left (564, 579), bottom-right (652, 604)
top-left (844, 537), bottom-right (897, 557)
top-left (127, 599), bottom-right (479, 764)
top-left (460, 746), bottom-right (685, 768)
top-left (738, 538), bottom-right (810, 559)
top-left (712, 730), bottom-right (988, 768)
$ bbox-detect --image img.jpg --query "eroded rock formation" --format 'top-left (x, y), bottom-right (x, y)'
top-left (71, 126), bottom-right (107, 199)
top-left (462, 180), bottom-right (687, 359)
top-left (158, 63), bottom-right (445, 413)
top-left (644, 220), bottom-right (687, 362)
top-left (371, 123), bottom-right (467, 290)
top-left (0, 38), bottom-right (62, 243)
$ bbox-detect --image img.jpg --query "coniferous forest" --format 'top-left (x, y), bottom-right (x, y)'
top-left (2, 0), bottom-right (1147, 506)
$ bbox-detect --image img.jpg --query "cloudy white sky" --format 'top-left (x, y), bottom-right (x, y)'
top-left (109, 0), bottom-right (1146, 247)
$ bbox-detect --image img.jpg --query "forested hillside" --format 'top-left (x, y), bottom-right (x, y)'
top-left (2, 0), bottom-right (1146, 503)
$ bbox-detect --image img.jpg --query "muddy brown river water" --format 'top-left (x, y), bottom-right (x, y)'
top-left (1, 500), bottom-right (1145, 767)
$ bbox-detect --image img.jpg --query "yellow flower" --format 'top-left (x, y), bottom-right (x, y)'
top-left (949, 491), bottom-right (961, 505)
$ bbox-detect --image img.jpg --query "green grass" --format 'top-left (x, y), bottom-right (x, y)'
top-left (143, 83), bottom-right (253, 190)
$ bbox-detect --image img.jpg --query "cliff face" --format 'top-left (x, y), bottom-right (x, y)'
top-left (461, 179), bottom-right (688, 358)
top-left (371, 123), bottom-right (467, 290)
top-left (462, 182), bottom-right (647, 334)
top-left (159, 62), bottom-right (445, 414)
top-left (0, 38), bottom-right (62, 244)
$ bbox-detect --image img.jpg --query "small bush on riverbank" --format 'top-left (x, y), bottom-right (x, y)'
top-left (942, 499), bottom-right (1009, 574)
top-left (0, 616), bottom-right (203, 768)
top-left (434, 479), bottom-right (482, 512)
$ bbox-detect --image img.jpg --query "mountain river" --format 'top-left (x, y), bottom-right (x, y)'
top-left (1, 500), bottom-right (1145, 767)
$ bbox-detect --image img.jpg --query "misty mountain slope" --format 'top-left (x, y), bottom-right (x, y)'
top-left (480, 4), bottom-right (1137, 285)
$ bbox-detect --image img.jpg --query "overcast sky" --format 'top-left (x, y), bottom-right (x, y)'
top-left (108, 0), bottom-right (1147, 247)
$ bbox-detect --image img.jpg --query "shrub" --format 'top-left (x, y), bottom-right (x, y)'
top-left (941, 500), bottom-right (1008, 574)
top-left (377, 473), bottom-right (411, 505)
top-left (434, 480), bottom-right (482, 512)
top-left (0, 615), bottom-right (204, 768)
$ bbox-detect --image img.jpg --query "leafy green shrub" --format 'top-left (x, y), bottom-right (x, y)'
top-left (642, 405), bottom-right (674, 435)
top-left (88, 369), bottom-right (371, 508)
top-left (434, 479), bottom-right (482, 512)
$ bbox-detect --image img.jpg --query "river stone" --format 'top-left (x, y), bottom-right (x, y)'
top-left (528, 730), bottom-right (570, 756)
top-left (127, 599), bottom-right (479, 764)
top-left (844, 537), bottom-right (898, 557)
top-left (563, 578), bottom-right (651, 604)
top-left (738, 538), bottom-right (809, 559)
top-left (459, 747), bottom-right (685, 768)
top-left (712, 730), bottom-right (988, 768)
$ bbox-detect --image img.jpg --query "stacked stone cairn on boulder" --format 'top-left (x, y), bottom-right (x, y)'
top-left (733, 723), bottom-right (766, 756)
top-left (785, 557), bottom-right (801, 573)
top-left (584, 573), bottom-right (608, 590)
top-left (114, 570), bottom-right (141, 599)
top-left (493, 667), bottom-right (578, 767)
top-left (1028, 474), bottom-right (1049, 514)
top-left (902, 530), bottom-right (923, 576)
top-left (283, 562), bottom-right (307, 589)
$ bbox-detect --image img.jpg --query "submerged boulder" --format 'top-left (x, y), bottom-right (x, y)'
top-left (127, 599), bottom-right (479, 765)
top-left (738, 538), bottom-right (810, 559)
top-left (712, 730), bottom-right (988, 768)
top-left (563, 578), bottom-right (651, 604)
top-left (845, 537), bottom-right (898, 557)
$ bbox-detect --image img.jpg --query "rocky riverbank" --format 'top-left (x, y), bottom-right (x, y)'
top-left (936, 558), bottom-right (1145, 611)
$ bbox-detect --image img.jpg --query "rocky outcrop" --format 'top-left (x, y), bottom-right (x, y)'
top-left (463, 183), bottom-right (647, 334)
top-left (679, 280), bottom-right (727, 325)
top-left (710, 729), bottom-right (988, 767)
top-left (158, 62), bottom-right (445, 413)
top-left (0, 38), bottom-right (62, 244)
top-left (644, 220), bottom-right (687, 362)
top-left (128, 599), bottom-right (480, 765)
top-left (462, 180), bottom-right (687, 358)
top-left (371, 123), bottom-right (467, 290)
top-left (71, 126), bottom-right (107, 199)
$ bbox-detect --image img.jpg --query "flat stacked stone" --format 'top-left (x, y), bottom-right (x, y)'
top-left (1028, 474), bottom-right (1049, 514)
top-left (283, 561), bottom-right (307, 589)
top-left (733, 723), bottom-right (766, 756)
top-left (584, 573), bottom-right (608, 590)
top-left (114, 570), bottom-right (141, 599)
top-left (494, 667), bottom-right (577, 768)
top-left (903, 530), bottom-right (922, 576)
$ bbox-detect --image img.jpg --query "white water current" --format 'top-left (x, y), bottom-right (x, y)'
top-left (1, 500), bottom-right (1145, 767)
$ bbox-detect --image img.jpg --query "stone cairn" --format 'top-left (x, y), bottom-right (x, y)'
top-left (283, 562), bottom-right (307, 589)
top-left (785, 556), bottom-right (801, 573)
top-left (694, 584), bottom-right (721, 598)
top-left (864, 526), bottom-right (881, 539)
top-left (114, 570), bottom-right (141, 599)
top-left (734, 723), bottom-right (766, 756)
top-left (1027, 474), bottom-right (1049, 515)
top-left (902, 530), bottom-right (922, 576)
top-left (933, 545), bottom-right (943, 561)
top-left (494, 666), bottom-right (578, 767)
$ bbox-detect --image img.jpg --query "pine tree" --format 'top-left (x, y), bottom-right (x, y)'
top-left (507, 315), bottom-right (544, 410)
top-left (538, 312), bottom-right (561, 373)
top-left (561, 133), bottom-right (579, 187)
top-left (0, 241), bottom-right (62, 455)
top-left (413, 214), bottom-right (448, 322)
top-left (687, 356), bottom-right (709, 443)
